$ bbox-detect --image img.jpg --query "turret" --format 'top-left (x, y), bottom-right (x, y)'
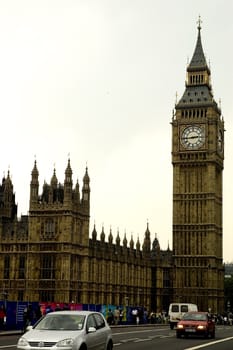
top-left (30, 160), bottom-right (39, 208)
top-left (50, 168), bottom-right (58, 189)
top-left (142, 223), bottom-right (151, 258)
top-left (130, 235), bottom-right (134, 250)
top-left (100, 226), bottom-right (105, 242)
top-left (74, 178), bottom-right (80, 204)
top-left (3, 171), bottom-right (13, 203)
top-left (0, 170), bottom-right (17, 219)
top-left (116, 229), bottom-right (120, 246)
top-left (151, 233), bottom-right (160, 257)
top-left (108, 228), bottom-right (113, 244)
top-left (92, 224), bottom-right (97, 241)
top-left (64, 159), bottom-right (73, 205)
top-left (81, 167), bottom-right (90, 211)
top-left (136, 236), bottom-right (140, 257)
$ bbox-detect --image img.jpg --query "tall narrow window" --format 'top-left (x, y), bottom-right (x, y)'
top-left (40, 255), bottom-right (55, 279)
top-left (19, 256), bottom-right (26, 279)
top-left (4, 256), bottom-right (10, 279)
top-left (163, 269), bottom-right (170, 288)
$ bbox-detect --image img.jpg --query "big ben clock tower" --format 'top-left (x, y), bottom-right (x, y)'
top-left (171, 19), bottom-right (224, 313)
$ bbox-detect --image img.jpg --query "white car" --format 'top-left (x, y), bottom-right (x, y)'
top-left (17, 310), bottom-right (113, 350)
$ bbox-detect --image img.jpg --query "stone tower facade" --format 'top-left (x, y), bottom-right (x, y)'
top-left (171, 21), bottom-right (224, 313)
top-left (28, 159), bottom-right (91, 302)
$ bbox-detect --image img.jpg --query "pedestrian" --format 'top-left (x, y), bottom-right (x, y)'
top-left (114, 307), bottom-right (120, 325)
top-left (0, 305), bottom-right (6, 330)
top-left (131, 308), bottom-right (138, 324)
top-left (55, 304), bottom-right (61, 311)
top-left (63, 303), bottom-right (70, 310)
top-left (119, 309), bottom-right (124, 324)
top-left (143, 308), bottom-right (148, 323)
top-left (107, 309), bottom-right (113, 325)
top-left (150, 310), bottom-right (156, 324)
top-left (45, 304), bottom-right (53, 314)
top-left (23, 304), bottom-right (33, 332)
top-left (35, 305), bottom-right (42, 321)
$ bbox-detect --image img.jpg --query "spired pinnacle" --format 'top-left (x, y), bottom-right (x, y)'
top-left (188, 15), bottom-right (207, 70)
top-left (197, 15), bottom-right (202, 31)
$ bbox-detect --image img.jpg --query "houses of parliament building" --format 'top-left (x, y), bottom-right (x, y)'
top-left (0, 21), bottom-right (225, 314)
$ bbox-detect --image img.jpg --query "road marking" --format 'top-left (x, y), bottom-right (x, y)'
top-left (113, 328), bottom-right (165, 336)
top-left (113, 332), bottom-right (174, 346)
top-left (121, 338), bottom-right (140, 342)
top-left (184, 336), bottom-right (233, 350)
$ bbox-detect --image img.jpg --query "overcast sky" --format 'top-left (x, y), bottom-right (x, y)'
top-left (1, 0), bottom-right (233, 262)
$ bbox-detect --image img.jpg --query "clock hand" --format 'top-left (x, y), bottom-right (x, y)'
top-left (182, 135), bottom-right (198, 140)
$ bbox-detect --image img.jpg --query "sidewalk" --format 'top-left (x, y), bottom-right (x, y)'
top-left (0, 329), bottom-right (22, 336)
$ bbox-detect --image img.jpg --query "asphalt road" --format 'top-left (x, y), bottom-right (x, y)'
top-left (112, 325), bottom-right (233, 350)
top-left (1, 325), bottom-right (233, 350)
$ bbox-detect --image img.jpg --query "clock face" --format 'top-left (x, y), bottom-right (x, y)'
top-left (181, 125), bottom-right (205, 149)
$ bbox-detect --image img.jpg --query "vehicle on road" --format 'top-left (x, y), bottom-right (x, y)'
top-left (168, 302), bottom-right (198, 329)
top-left (176, 311), bottom-right (215, 339)
top-left (17, 310), bottom-right (113, 350)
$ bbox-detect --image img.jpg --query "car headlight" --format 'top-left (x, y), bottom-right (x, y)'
top-left (197, 325), bottom-right (206, 330)
top-left (56, 338), bottom-right (74, 347)
top-left (177, 325), bottom-right (184, 329)
top-left (17, 337), bottom-right (30, 347)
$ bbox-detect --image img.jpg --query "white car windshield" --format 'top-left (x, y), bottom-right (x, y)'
top-left (35, 314), bottom-right (85, 330)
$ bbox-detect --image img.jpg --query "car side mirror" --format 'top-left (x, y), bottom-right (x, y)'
top-left (87, 326), bottom-right (96, 333)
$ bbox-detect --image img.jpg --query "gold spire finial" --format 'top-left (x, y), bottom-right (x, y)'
top-left (197, 15), bottom-right (202, 31)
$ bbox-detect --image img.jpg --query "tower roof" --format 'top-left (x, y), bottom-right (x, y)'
top-left (176, 18), bottom-right (220, 113)
top-left (31, 160), bottom-right (39, 177)
top-left (65, 158), bottom-right (72, 177)
top-left (188, 18), bottom-right (208, 70)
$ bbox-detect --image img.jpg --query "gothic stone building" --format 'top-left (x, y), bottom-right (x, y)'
top-left (0, 161), bottom-right (172, 313)
top-left (0, 22), bottom-right (225, 314)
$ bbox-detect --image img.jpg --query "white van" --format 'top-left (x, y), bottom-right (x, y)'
top-left (168, 303), bottom-right (198, 329)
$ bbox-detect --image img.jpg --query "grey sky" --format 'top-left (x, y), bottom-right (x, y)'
top-left (0, 0), bottom-right (233, 261)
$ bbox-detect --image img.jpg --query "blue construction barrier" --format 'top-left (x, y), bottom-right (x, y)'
top-left (0, 301), bottom-right (148, 330)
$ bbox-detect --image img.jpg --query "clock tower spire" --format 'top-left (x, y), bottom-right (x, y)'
top-left (171, 19), bottom-right (224, 314)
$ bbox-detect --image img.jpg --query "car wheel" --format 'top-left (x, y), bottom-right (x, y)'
top-left (106, 340), bottom-right (113, 350)
top-left (176, 332), bottom-right (181, 338)
top-left (211, 330), bottom-right (215, 339)
top-left (170, 323), bottom-right (174, 330)
top-left (79, 344), bottom-right (87, 350)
